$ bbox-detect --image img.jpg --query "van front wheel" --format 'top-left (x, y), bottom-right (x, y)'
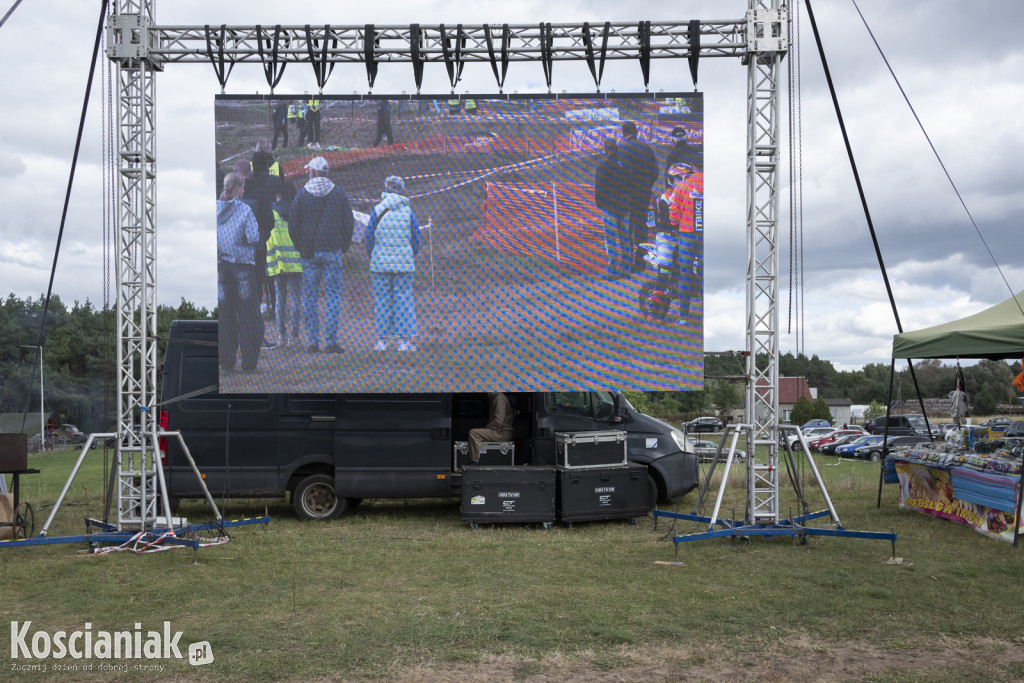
top-left (293, 474), bottom-right (347, 521)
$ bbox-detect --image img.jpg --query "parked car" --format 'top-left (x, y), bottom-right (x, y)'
top-left (691, 439), bottom-right (746, 462)
top-left (978, 417), bottom-right (1013, 428)
top-left (57, 423), bottom-right (96, 449)
top-left (1001, 421), bottom-right (1024, 438)
top-left (59, 423), bottom-right (87, 444)
top-left (904, 414), bottom-right (939, 439)
top-left (685, 416), bottom-right (724, 433)
top-left (868, 415), bottom-right (919, 437)
top-left (819, 433), bottom-right (864, 455)
top-left (835, 435), bottom-right (884, 458)
top-left (802, 419), bottom-right (831, 429)
top-left (808, 428), bottom-right (866, 452)
top-left (862, 418), bottom-right (875, 433)
top-left (782, 426), bottom-right (834, 449)
top-left (854, 435), bottom-right (927, 461)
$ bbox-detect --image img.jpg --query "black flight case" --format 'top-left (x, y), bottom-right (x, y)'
top-left (557, 463), bottom-right (652, 525)
top-left (555, 430), bottom-right (628, 468)
top-left (460, 466), bottom-right (556, 529)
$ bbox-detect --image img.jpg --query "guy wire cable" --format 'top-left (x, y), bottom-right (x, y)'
top-left (850, 0), bottom-right (1022, 316)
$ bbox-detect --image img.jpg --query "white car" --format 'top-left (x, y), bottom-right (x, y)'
top-left (691, 438), bottom-right (746, 462)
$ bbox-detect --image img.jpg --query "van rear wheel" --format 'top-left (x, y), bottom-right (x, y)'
top-left (293, 474), bottom-right (347, 520)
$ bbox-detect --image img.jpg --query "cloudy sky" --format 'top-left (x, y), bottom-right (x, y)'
top-left (1, 1), bottom-right (1021, 371)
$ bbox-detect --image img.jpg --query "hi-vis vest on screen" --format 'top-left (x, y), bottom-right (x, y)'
top-left (307, 99), bottom-right (321, 112)
top-left (266, 210), bottom-right (303, 277)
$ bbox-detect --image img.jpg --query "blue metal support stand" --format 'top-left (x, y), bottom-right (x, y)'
top-left (0, 515), bottom-right (269, 550)
top-left (653, 508), bottom-right (897, 558)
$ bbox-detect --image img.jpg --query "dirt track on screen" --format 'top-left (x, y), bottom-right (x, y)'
top-left (216, 101), bottom-right (702, 393)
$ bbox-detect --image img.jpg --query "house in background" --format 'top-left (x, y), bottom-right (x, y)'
top-left (728, 378), bottom-right (856, 426)
top-left (776, 377), bottom-right (814, 423)
top-left (825, 398), bottom-right (853, 427)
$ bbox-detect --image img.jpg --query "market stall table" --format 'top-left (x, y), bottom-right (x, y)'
top-left (888, 442), bottom-right (1023, 543)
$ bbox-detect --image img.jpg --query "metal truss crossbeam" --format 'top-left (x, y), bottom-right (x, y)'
top-left (149, 21), bottom-right (747, 67)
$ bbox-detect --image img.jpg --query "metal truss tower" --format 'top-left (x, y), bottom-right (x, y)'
top-left (98, 0), bottom-right (796, 533)
top-left (743, 1), bottom-right (787, 525)
top-left (106, 0), bottom-right (168, 529)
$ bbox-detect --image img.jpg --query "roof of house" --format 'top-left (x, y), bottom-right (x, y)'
top-left (757, 377), bottom-right (814, 405)
top-left (824, 398), bottom-right (853, 407)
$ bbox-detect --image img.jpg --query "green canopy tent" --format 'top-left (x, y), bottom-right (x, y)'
top-left (885, 290), bottom-right (1024, 546)
top-left (892, 291), bottom-right (1024, 360)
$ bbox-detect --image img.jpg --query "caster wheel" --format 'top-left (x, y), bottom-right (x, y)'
top-left (14, 502), bottom-right (34, 539)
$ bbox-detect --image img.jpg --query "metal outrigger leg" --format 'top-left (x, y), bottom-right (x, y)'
top-left (1, 430), bottom-right (268, 551)
top-left (654, 424), bottom-right (897, 561)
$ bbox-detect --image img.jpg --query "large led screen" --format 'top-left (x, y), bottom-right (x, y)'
top-left (214, 94), bottom-right (703, 393)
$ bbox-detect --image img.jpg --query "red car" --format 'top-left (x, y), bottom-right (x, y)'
top-left (808, 428), bottom-right (866, 452)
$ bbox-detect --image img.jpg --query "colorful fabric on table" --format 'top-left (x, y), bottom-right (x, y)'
top-left (951, 467), bottom-right (1020, 514)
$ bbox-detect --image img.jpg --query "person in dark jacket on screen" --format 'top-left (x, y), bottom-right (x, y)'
top-left (244, 139), bottom-right (279, 327)
top-left (618, 121), bottom-right (659, 272)
top-left (288, 156), bottom-right (355, 354)
top-left (594, 137), bottom-right (629, 278)
top-left (271, 101), bottom-right (289, 149)
top-left (664, 126), bottom-right (700, 179)
top-left (374, 99), bottom-right (394, 146)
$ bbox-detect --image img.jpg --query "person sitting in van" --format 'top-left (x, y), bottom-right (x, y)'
top-left (468, 392), bottom-right (514, 464)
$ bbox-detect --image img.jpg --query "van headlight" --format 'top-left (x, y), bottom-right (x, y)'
top-left (671, 429), bottom-right (688, 452)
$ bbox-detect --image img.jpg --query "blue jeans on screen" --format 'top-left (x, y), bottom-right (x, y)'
top-left (602, 211), bottom-right (630, 276)
top-left (218, 261), bottom-right (263, 371)
top-left (372, 271), bottom-right (417, 340)
top-left (274, 272), bottom-right (302, 340)
top-left (301, 251), bottom-right (345, 348)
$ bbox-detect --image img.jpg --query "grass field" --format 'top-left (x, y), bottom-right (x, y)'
top-left (2, 446), bottom-right (1024, 681)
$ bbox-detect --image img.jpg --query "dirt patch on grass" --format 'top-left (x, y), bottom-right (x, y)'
top-left (387, 636), bottom-right (1024, 682)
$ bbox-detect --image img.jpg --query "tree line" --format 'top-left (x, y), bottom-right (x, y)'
top-left (624, 352), bottom-right (1021, 421)
top-left (0, 294), bottom-right (214, 433)
top-left (0, 293), bottom-right (1018, 430)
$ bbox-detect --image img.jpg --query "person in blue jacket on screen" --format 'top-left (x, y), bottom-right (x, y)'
top-left (365, 175), bottom-right (420, 353)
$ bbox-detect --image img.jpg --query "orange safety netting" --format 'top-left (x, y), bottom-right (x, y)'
top-left (478, 181), bottom-right (605, 272)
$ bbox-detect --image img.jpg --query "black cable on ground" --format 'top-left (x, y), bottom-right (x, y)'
top-left (18, 0), bottom-right (110, 428)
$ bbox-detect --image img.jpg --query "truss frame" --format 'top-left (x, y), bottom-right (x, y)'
top-left (100, 1), bottom-right (789, 533)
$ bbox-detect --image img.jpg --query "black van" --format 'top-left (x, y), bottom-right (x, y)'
top-left (160, 320), bottom-right (699, 519)
top-left (869, 415), bottom-right (920, 437)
